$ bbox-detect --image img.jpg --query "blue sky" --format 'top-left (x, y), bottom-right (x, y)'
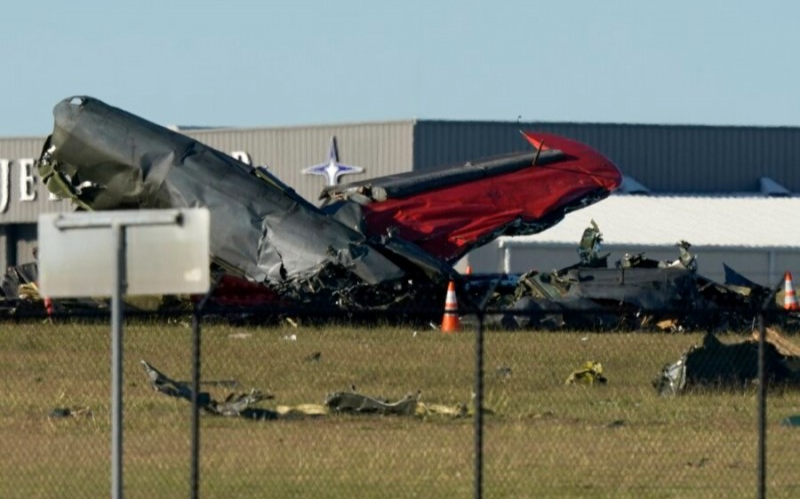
top-left (2, 0), bottom-right (799, 136)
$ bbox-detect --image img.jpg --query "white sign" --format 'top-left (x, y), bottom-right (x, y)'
top-left (38, 209), bottom-right (211, 297)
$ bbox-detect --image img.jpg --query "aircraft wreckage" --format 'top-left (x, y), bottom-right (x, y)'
top-left (654, 328), bottom-right (800, 395)
top-left (469, 222), bottom-right (793, 332)
top-left (2, 96), bottom-right (620, 315)
top-left (0, 96), bottom-right (792, 330)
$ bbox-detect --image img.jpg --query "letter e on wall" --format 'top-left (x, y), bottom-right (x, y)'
top-left (19, 159), bottom-right (37, 202)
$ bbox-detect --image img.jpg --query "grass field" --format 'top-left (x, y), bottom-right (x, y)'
top-left (1, 319), bottom-right (799, 498)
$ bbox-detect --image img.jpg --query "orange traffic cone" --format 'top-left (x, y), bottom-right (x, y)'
top-left (784, 272), bottom-right (799, 311)
top-left (441, 281), bottom-right (460, 333)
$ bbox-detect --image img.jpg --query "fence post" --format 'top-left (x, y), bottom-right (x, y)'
top-left (757, 312), bottom-right (766, 499)
top-left (474, 312), bottom-right (484, 499)
top-left (190, 307), bottom-right (201, 499)
top-left (190, 281), bottom-right (218, 499)
top-left (111, 222), bottom-right (125, 499)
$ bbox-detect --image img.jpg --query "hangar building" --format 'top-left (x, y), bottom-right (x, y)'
top-left (1, 115), bottom-right (798, 279)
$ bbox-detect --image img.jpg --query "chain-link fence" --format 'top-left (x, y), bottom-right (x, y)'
top-left (2, 307), bottom-right (799, 498)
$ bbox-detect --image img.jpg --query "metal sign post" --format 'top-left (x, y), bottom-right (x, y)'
top-left (39, 209), bottom-right (210, 499)
top-left (111, 222), bottom-right (125, 499)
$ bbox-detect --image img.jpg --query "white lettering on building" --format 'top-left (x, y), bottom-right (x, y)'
top-left (18, 159), bottom-right (36, 201)
top-left (0, 159), bottom-right (8, 213)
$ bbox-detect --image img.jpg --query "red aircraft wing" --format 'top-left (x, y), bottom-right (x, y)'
top-left (339, 132), bottom-right (622, 263)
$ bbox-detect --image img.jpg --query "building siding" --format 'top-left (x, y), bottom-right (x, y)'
top-left (414, 121), bottom-right (800, 193)
top-left (14, 224), bottom-right (37, 265)
top-left (186, 121), bottom-right (415, 204)
top-left (0, 226), bottom-right (9, 270)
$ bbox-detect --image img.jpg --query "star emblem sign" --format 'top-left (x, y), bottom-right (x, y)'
top-left (302, 136), bottom-right (364, 186)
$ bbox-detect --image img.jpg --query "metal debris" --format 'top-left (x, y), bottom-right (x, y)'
top-left (566, 361), bottom-right (608, 385)
top-left (482, 221), bottom-right (784, 332)
top-left (654, 330), bottom-right (800, 396)
top-left (140, 360), bottom-right (272, 417)
top-left (140, 361), bottom-right (466, 420)
top-left (325, 390), bottom-right (420, 416)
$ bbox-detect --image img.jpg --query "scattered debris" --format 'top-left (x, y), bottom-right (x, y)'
top-left (416, 402), bottom-right (469, 418)
top-left (495, 366), bottom-right (513, 380)
top-left (325, 390), bottom-right (420, 416)
top-left (48, 407), bottom-right (92, 419)
top-left (275, 404), bottom-right (329, 418)
top-left (687, 457), bottom-right (709, 468)
top-left (781, 415), bottom-right (800, 427)
top-left (606, 419), bottom-right (626, 428)
top-left (566, 361), bottom-right (608, 385)
top-left (140, 360), bottom-right (273, 418)
top-left (49, 407), bottom-right (71, 419)
top-left (528, 410), bottom-right (556, 420)
top-left (654, 329), bottom-right (800, 396)
top-left (211, 389), bottom-right (273, 417)
top-left (140, 360), bottom-right (468, 420)
top-left (228, 333), bottom-right (252, 340)
top-left (752, 327), bottom-right (800, 357)
top-left (305, 352), bottom-right (322, 363)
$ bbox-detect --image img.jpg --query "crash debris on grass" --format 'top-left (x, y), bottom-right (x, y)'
top-left (325, 390), bottom-right (420, 416)
top-left (140, 360), bottom-right (471, 420)
top-left (565, 361), bottom-right (608, 385)
top-left (141, 360), bottom-right (277, 419)
top-left (654, 328), bottom-right (800, 396)
top-left (48, 406), bottom-right (93, 419)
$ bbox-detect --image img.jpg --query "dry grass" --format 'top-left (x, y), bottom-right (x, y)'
top-left (1, 320), bottom-right (799, 498)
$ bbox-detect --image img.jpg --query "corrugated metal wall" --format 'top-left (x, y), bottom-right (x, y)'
top-left (0, 223), bottom-right (38, 268)
top-left (0, 226), bottom-right (9, 270)
top-left (185, 121), bottom-right (416, 203)
top-left (14, 224), bottom-right (38, 265)
top-left (413, 121), bottom-right (800, 193)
